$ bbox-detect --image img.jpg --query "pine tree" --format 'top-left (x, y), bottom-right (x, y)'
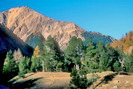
top-left (18, 57), bottom-right (31, 78)
top-left (31, 57), bottom-right (42, 72)
top-left (113, 61), bottom-right (122, 72)
top-left (98, 44), bottom-right (121, 72)
top-left (64, 36), bottom-right (84, 72)
top-left (70, 69), bottom-right (88, 89)
top-left (95, 41), bottom-right (105, 60)
top-left (70, 65), bottom-right (100, 89)
top-left (124, 53), bottom-right (133, 72)
top-left (3, 50), bottom-right (18, 80)
top-left (99, 51), bottom-right (111, 71)
top-left (84, 40), bottom-right (99, 73)
top-left (41, 36), bottom-right (62, 72)
top-left (105, 44), bottom-right (120, 71)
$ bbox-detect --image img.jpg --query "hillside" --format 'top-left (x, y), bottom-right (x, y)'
top-left (111, 31), bottom-right (133, 54)
top-left (0, 24), bottom-right (33, 74)
top-left (0, 6), bottom-right (113, 50)
top-left (0, 24), bottom-right (33, 56)
top-left (10, 72), bottom-right (133, 89)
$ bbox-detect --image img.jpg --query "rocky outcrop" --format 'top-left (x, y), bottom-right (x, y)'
top-left (0, 7), bottom-right (113, 50)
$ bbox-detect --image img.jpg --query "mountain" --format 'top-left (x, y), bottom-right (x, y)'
top-left (0, 24), bottom-right (33, 55)
top-left (0, 24), bottom-right (33, 74)
top-left (0, 7), bottom-right (113, 50)
top-left (111, 31), bottom-right (133, 54)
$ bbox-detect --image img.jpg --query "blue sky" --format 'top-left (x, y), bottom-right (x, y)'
top-left (0, 0), bottom-right (133, 39)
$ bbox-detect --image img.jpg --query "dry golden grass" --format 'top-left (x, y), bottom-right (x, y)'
top-left (11, 71), bottom-right (133, 89)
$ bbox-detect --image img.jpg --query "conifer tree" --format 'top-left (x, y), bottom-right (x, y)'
top-left (3, 50), bottom-right (18, 80)
top-left (31, 57), bottom-right (42, 72)
top-left (105, 44), bottom-right (120, 71)
top-left (18, 57), bottom-right (31, 78)
top-left (124, 53), bottom-right (133, 72)
top-left (84, 40), bottom-right (99, 73)
top-left (41, 36), bottom-right (62, 72)
top-left (64, 36), bottom-right (84, 72)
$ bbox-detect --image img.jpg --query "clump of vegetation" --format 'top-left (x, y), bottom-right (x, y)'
top-left (30, 36), bottom-right (63, 72)
top-left (124, 52), bottom-right (133, 72)
top-left (70, 68), bottom-right (100, 89)
top-left (18, 56), bottom-right (31, 78)
top-left (2, 50), bottom-right (19, 83)
top-left (83, 40), bottom-right (122, 73)
top-left (111, 31), bottom-right (133, 54)
top-left (64, 36), bottom-right (84, 72)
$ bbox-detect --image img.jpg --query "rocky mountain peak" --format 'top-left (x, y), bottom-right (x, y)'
top-left (0, 7), bottom-right (113, 50)
top-left (8, 6), bottom-right (31, 13)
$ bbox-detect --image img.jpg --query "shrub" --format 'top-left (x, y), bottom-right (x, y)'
top-left (70, 68), bottom-right (100, 89)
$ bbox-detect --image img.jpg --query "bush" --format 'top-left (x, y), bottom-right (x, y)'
top-left (70, 69), bottom-right (100, 89)
top-left (113, 61), bottom-right (122, 72)
top-left (70, 69), bottom-right (88, 89)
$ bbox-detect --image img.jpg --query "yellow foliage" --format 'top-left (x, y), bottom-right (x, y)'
top-left (111, 31), bottom-right (133, 54)
top-left (33, 45), bottom-right (40, 58)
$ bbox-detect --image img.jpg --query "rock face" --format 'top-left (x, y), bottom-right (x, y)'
top-left (0, 7), bottom-right (113, 50)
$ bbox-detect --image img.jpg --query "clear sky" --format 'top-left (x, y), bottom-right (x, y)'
top-left (0, 0), bottom-right (133, 39)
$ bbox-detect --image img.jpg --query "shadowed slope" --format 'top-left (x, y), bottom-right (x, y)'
top-left (0, 24), bottom-right (33, 75)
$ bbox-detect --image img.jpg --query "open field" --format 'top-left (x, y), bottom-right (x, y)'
top-left (10, 71), bottom-right (133, 89)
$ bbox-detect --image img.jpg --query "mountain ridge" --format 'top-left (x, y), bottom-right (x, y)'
top-left (0, 6), bottom-right (114, 50)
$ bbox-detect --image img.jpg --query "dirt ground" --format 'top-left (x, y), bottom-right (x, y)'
top-left (10, 71), bottom-right (133, 89)
top-left (91, 72), bottom-right (133, 89)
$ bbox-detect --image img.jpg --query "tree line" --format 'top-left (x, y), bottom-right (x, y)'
top-left (2, 36), bottom-right (133, 87)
